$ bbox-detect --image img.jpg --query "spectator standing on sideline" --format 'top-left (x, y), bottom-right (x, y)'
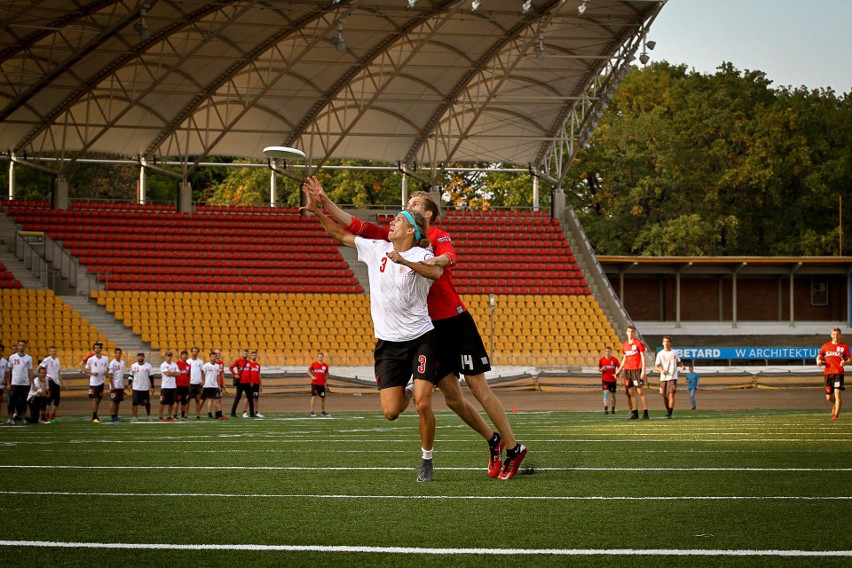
top-left (187, 347), bottom-right (205, 419)
top-left (0, 344), bottom-right (8, 423)
top-left (654, 336), bottom-right (684, 419)
top-left (616, 326), bottom-right (648, 420)
top-left (129, 353), bottom-right (155, 422)
top-left (817, 327), bottom-right (850, 421)
top-left (308, 352), bottom-right (330, 417)
top-left (39, 346), bottom-right (62, 423)
top-left (685, 365), bottom-right (701, 410)
top-left (82, 342), bottom-right (109, 424)
top-left (242, 350), bottom-right (263, 418)
top-left (175, 350), bottom-right (191, 419)
top-left (8, 340), bottom-right (34, 424)
top-left (229, 349), bottom-right (255, 418)
top-left (202, 351), bottom-right (229, 420)
top-left (598, 346), bottom-right (619, 414)
top-left (158, 351), bottom-right (180, 422)
top-left (305, 177), bottom-right (527, 480)
top-left (107, 348), bottom-right (126, 422)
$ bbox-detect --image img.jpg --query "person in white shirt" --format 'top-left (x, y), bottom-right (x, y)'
top-left (654, 336), bottom-right (684, 419)
top-left (158, 351), bottom-right (180, 422)
top-left (201, 351), bottom-right (229, 420)
top-left (82, 342), bottom-right (109, 423)
top-left (8, 340), bottom-right (34, 425)
top-left (303, 186), bottom-right (446, 482)
top-left (26, 365), bottom-right (49, 424)
top-left (187, 346), bottom-right (205, 419)
top-left (39, 346), bottom-right (62, 423)
top-left (129, 353), bottom-right (155, 422)
top-left (107, 348), bottom-right (126, 422)
top-left (0, 343), bottom-right (10, 423)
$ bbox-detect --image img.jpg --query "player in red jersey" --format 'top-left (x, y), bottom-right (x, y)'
top-left (308, 352), bottom-right (330, 417)
top-left (598, 346), bottom-right (620, 415)
top-left (615, 325), bottom-right (649, 419)
top-left (816, 327), bottom-right (850, 421)
top-left (175, 350), bottom-right (191, 419)
top-left (241, 351), bottom-right (263, 418)
top-left (229, 349), bottom-right (255, 418)
top-left (304, 176), bottom-right (527, 480)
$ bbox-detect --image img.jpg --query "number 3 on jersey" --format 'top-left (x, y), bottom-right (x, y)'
top-left (379, 256), bottom-right (388, 273)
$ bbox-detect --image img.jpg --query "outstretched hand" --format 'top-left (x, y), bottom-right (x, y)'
top-left (304, 176), bottom-right (328, 205)
top-left (300, 181), bottom-right (321, 214)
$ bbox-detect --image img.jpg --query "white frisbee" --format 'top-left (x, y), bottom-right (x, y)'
top-left (263, 145), bottom-right (306, 160)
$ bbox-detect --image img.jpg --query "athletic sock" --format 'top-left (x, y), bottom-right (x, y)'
top-left (506, 444), bottom-right (521, 458)
top-left (422, 448), bottom-right (433, 460)
top-left (487, 432), bottom-right (501, 449)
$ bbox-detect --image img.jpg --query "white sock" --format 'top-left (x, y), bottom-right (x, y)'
top-left (422, 448), bottom-right (433, 460)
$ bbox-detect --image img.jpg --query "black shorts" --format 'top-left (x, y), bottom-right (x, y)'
top-left (311, 384), bottom-right (326, 398)
top-left (88, 384), bottom-right (105, 399)
top-left (432, 311), bottom-right (491, 376)
top-left (132, 390), bottom-right (150, 406)
top-left (109, 389), bottom-right (125, 402)
top-left (623, 369), bottom-right (645, 389)
top-left (176, 386), bottom-right (190, 404)
top-left (374, 330), bottom-right (440, 390)
top-left (602, 380), bottom-right (617, 393)
top-left (160, 388), bottom-right (177, 406)
top-left (201, 387), bottom-right (221, 400)
top-left (48, 382), bottom-right (61, 405)
top-left (825, 374), bottom-right (845, 394)
top-left (251, 384), bottom-right (260, 398)
top-left (189, 384), bottom-right (203, 399)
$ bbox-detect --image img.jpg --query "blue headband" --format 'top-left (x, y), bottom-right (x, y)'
top-left (398, 211), bottom-right (421, 241)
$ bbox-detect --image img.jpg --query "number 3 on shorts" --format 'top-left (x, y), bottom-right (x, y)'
top-left (417, 355), bottom-right (426, 374)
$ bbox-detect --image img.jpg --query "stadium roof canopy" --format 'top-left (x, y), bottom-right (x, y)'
top-left (1, 0), bottom-right (664, 179)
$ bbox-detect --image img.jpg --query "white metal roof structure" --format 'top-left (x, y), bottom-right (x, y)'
top-left (1, 0), bottom-right (664, 183)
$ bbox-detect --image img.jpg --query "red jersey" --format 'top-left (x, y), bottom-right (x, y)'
top-left (819, 341), bottom-right (850, 375)
top-left (229, 357), bottom-right (252, 384)
top-left (175, 360), bottom-right (191, 387)
top-left (621, 340), bottom-right (646, 370)
top-left (598, 356), bottom-right (619, 382)
top-left (308, 361), bottom-right (329, 385)
top-left (347, 217), bottom-right (466, 321)
top-left (246, 361), bottom-right (261, 385)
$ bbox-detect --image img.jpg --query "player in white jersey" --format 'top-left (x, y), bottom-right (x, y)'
top-left (129, 353), bottom-right (155, 422)
top-left (0, 343), bottom-right (9, 423)
top-left (8, 340), bottom-right (34, 425)
top-left (303, 189), bottom-right (448, 482)
top-left (82, 342), bottom-right (109, 423)
top-left (158, 351), bottom-right (181, 422)
top-left (26, 365), bottom-right (49, 424)
top-left (201, 351), bottom-right (229, 420)
top-left (39, 346), bottom-right (62, 423)
top-left (107, 348), bottom-right (126, 422)
top-left (187, 346), bottom-right (205, 419)
top-left (654, 336), bottom-right (685, 419)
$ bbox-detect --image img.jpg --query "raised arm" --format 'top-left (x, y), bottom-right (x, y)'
top-left (303, 176), bottom-right (354, 227)
top-left (301, 184), bottom-right (357, 248)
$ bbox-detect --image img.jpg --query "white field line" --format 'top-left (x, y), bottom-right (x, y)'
top-left (0, 540), bottom-right (850, 557)
top-left (1, 465), bottom-right (851, 472)
top-left (1, 490), bottom-right (849, 502)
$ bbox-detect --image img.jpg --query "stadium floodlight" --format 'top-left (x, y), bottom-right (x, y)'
top-left (578, 0), bottom-right (589, 16)
top-left (522, 0), bottom-right (532, 14)
top-left (335, 21), bottom-right (346, 53)
top-left (134, 5), bottom-right (150, 40)
top-left (639, 52), bottom-right (650, 65)
top-left (471, 0), bottom-right (481, 11)
top-left (407, 0), bottom-right (418, 8)
top-left (646, 40), bottom-right (656, 51)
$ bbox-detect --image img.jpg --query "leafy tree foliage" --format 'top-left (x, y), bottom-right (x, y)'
top-left (568, 62), bottom-right (851, 256)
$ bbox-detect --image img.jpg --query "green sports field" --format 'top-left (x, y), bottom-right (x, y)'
top-left (1, 409), bottom-right (850, 566)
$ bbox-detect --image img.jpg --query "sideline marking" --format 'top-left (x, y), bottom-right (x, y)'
top-left (0, 540), bottom-right (849, 557)
top-left (0, 490), bottom-right (848, 501)
top-left (1, 465), bottom-right (850, 472)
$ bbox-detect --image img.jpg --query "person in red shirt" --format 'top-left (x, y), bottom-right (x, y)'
top-left (241, 351), bottom-right (263, 418)
top-left (598, 346), bottom-right (620, 415)
top-left (615, 325), bottom-right (649, 420)
top-left (229, 349), bottom-right (255, 418)
top-left (304, 177), bottom-right (527, 480)
top-left (816, 327), bottom-right (850, 421)
top-left (308, 352), bottom-right (330, 417)
top-left (175, 350), bottom-right (191, 419)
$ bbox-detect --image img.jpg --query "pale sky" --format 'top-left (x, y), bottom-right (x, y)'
top-left (647, 0), bottom-right (852, 94)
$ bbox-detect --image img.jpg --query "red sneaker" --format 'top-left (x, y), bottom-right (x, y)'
top-left (166, 417), bottom-right (176, 422)
top-left (218, 416), bottom-right (229, 421)
top-left (497, 445), bottom-right (528, 480)
top-left (832, 413), bottom-right (839, 421)
top-left (488, 437), bottom-right (505, 478)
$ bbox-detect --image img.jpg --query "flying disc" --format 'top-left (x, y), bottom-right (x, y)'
top-left (263, 146), bottom-right (306, 160)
